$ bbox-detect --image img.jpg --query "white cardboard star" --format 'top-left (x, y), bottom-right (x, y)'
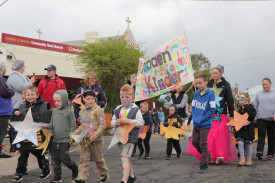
top-left (10, 110), bottom-right (41, 146)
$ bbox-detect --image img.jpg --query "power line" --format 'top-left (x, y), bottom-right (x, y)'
top-left (0, 0), bottom-right (9, 7)
top-left (224, 50), bottom-right (275, 67)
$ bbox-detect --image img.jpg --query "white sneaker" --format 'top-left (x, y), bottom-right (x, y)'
top-left (216, 157), bottom-right (224, 164)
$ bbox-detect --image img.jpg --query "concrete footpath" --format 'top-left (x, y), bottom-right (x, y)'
top-left (1, 135), bottom-right (275, 183)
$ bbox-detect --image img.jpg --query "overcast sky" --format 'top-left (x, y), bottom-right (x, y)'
top-left (1, 0), bottom-right (274, 91)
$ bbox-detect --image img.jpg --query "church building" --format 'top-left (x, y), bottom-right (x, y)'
top-left (0, 17), bottom-right (137, 91)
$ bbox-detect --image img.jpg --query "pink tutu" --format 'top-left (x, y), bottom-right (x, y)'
top-left (185, 114), bottom-right (238, 162)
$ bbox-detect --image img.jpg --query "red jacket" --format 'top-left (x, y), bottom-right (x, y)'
top-left (38, 75), bottom-right (66, 107)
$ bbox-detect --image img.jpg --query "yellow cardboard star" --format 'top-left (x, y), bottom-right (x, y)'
top-left (160, 118), bottom-right (184, 140)
top-left (138, 125), bottom-right (150, 140)
top-left (226, 111), bottom-right (250, 131)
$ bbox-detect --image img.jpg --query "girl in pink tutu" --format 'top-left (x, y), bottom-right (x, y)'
top-left (186, 65), bottom-right (238, 164)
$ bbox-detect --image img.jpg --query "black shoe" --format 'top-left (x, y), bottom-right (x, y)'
top-left (139, 150), bottom-right (144, 158)
top-left (166, 156), bottom-right (171, 160)
top-left (131, 154), bottom-right (136, 157)
top-left (176, 153), bottom-right (182, 159)
top-left (198, 164), bottom-right (208, 173)
top-left (128, 174), bottom-right (137, 183)
top-left (73, 180), bottom-right (85, 183)
top-left (38, 170), bottom-right (51, 179)
top-left (144, 155), bottom-right (150, 159)
top-left (13, 174), bottom-right (23, 182)
top-left (72, 165), bottom-right (78, 180)
top-left (256, 152), bottom-right (263, 160)
top-left (98, 174), bottom-right (110, 183)
top-left (0, 153), bottom-right (11, 158)
top-left (50, 178), bottom-right (62, 183)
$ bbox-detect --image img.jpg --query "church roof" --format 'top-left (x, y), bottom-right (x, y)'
top-left (60, 35), bottom-right (123, 47)
top-left (61, 27), bottom-right (136, 47)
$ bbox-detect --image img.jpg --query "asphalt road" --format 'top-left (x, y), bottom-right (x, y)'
top-left (2, 135), bottom-right (275, 183)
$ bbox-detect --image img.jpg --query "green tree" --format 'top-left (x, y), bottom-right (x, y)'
top-left (74, 38), bottom-right (144, 112)
top-left (184, 53), bottom-right (212, 104)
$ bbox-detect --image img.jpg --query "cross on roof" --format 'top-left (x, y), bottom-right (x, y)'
top-left (37, 28), bottom-right (43, 40)
top-left (125, 17), bottom-right (131, 28)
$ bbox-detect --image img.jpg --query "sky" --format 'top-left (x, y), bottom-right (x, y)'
top-left (1, 0), bottom-right (275, 91)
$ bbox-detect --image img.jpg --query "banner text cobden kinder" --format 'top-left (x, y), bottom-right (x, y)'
top-left (1, 33), bottom-right (80, 54)
top-left (135, 32), bottom-right (194, 101)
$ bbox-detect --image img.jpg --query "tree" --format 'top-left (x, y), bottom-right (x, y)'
top-left (184, 53), bottom-right (212, 104)
top-left (74, 38), bottom-right (144, 112)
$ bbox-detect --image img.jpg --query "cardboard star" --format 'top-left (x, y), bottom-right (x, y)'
top-left (138, 125), bottom-right (150, 140)
top-left (36, 129), bottom-right (51, 155)
top-left (108, 123), bottom-right (136, 150)
top-left (226, 111), bottom-right (250, 131)
top-left (160, 125), bottom-right (184, 140)
top-left (215, 95), bottom-right (223, 107)
top-left (70, 114), bottom-right (91, 145)
top-left (9, 110), bottom-right (41, 146)
top-left (210, 86), bottom-right (222, 96)
top-left (210, 86), bottom-right (223, 107)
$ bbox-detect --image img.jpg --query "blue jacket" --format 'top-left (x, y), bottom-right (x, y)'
top-left (0, 76), bottom-right (15, 116)
top-left (74, 84), bottom-right (107, 119)
top-left (192, 88), bottom-right (216, 128)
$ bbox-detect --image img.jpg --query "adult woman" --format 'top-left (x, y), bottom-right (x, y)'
top-left (7, 60), bottom-right (35, 152)
top-left (74, 72), bottom-right (106, 120)
top-left (7, 60), bottom-right (35, 110)
top-left (170, 86), bottom-right (188, 119)
top-left (186, 65), bottom-right (237, 163)
top-left (0, 62), bottom-right (15, 158)
top-left (254, 78), bottom-right (275, 160)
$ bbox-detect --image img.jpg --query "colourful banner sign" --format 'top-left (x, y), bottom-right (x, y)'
top-left (135, 32), bottom-right (194, 101)
top-left (1, 33), bottom-right (80, 54)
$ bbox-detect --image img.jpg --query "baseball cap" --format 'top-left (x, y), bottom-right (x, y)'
top-left (44, 65), bottom-right (56, 71)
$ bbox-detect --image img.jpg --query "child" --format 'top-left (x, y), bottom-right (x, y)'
top-left (13, 86), bottom-right (51, 182)
top-left (152, 108), bottom-right (160, 134)
top-left (164, 104), bottom-right (183, 160)
top-left (190, 74), bottom-right (216, 173)
top-left (71, 91), bottom-right (109, 183)
top-left (235, 93), bottom-right (256, 166)
top-left (138, 101), bottom-right (153, 159)
top-left (21, 89), bottom-right (26, 104)
top-left (42, 90), bottom-right (78, 183)
top-left (111, 84), bottom-right (144, 183)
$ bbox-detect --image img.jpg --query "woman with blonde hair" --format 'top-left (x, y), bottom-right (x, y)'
top-left (73, 72), bottom-right (106, 120)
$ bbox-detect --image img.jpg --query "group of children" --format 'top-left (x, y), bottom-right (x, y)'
top-left (10, 72), bottom-right (257, 183)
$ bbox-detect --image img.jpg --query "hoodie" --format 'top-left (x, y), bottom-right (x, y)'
top-left (47, 90), bottom-right (76, 143)
top-left (143, 111), bottom-right (153, 127)
top-left (38, 75), bottom-right (66, 108)
top-left (192, 88), bottom-right (216, 128)
top-left (207, 77), bottom-right (234, 118)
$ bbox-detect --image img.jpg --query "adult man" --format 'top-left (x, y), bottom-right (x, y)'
top-left (0, 62), bottom-right (15, 158)
top-left (38, 65), bottom-right (66, 108)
